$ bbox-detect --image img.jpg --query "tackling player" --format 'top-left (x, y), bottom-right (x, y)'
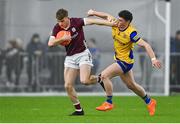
top-left (87, 9), bottom-right (162, 116)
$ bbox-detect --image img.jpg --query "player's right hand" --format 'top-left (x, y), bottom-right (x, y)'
top-left (152, 59), bottom-right (162, 69)
top-left (61, 34), bottom-right (71, 42)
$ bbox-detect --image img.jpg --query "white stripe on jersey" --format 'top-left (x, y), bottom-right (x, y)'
top-left (83, 18), bottom-right (87, 26)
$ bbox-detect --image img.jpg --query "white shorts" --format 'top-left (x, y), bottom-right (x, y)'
top-left (64, 49), bottom-right (93, 69)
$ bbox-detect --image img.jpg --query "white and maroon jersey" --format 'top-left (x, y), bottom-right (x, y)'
top-left (51, 18), bottom-right (87, 56)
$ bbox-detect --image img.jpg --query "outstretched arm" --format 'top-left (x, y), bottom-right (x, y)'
top-left (137, 38), bottom-right (162, 69)
top-left (87, 9), bottom-right (116, 22)
top-left (84, 18), bottom-right (116, 27)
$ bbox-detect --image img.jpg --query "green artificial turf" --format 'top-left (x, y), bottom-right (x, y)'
top-left (0, 96), bottom-right (180, 123)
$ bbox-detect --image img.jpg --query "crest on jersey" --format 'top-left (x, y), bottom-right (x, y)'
top-left (72, 27), bottom-right (76, 32)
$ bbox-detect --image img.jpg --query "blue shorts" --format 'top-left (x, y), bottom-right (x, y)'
top-left (116, 60), bottom-right (133, 73)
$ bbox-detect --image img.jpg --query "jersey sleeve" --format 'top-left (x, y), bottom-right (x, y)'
top-left (130, 31), bottom-right (140, 43)
top-left (74, 18), bottom-right (85, 27)
top-left (51, 24), bottom-right (60, 37)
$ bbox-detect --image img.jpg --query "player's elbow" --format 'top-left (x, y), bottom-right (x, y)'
top-left (140, 41), bottom-right (150, 49)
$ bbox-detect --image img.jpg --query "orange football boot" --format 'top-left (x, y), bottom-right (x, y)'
top-left (96, 102), bottom-right (114, 111)
top-left (147, 99), bottom-right (157, 116)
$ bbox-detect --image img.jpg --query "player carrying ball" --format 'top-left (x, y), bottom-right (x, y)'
top-left (48, 8), bottom-right (115, 116)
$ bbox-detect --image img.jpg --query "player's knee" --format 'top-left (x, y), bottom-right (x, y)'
top-left (64, 83), bottom-right (73, 90)
top-left (101, 73), bottom-right (109, 80)
top-left (80, 79), bottom-right (89, 85)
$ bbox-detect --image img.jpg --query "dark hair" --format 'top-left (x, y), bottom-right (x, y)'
top-left (118, 10), bottom-right (133, 22)
top-left (32, 33), bottom-right (39, 38)
top-left (56, 8), bottom-right (68, 20)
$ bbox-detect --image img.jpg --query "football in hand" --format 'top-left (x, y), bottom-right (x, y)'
top-left (56, 31), bottom-right (71, 46)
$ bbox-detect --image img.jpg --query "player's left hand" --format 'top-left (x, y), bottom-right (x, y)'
top-left (111, 19), bottom-right (119, 27)
top-left (87, 9), bottom-right (95, 16)
top-left (152, 59), bottom-right (162, 69)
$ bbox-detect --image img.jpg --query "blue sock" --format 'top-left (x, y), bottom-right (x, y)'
top-left (106, 96), bottom-right (113, 104)
top-left (143, 94), bottom-right (151, 104)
